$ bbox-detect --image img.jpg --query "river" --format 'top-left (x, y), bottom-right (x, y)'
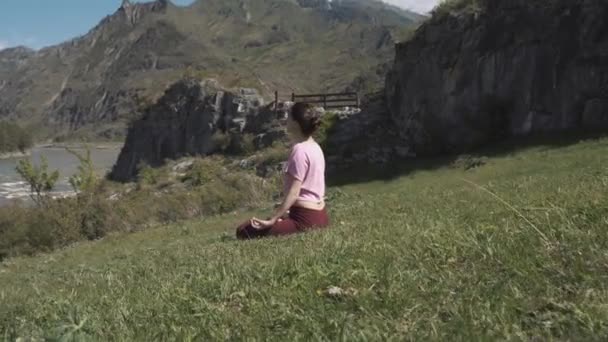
top-left (0, 145), bottom-right (122, 205)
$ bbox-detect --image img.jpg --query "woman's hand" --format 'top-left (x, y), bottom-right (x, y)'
top-left (250, 217), bottom-right (277, 230)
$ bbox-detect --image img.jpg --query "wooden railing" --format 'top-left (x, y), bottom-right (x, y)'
top-left (289, 92), bottom-right (360, 109)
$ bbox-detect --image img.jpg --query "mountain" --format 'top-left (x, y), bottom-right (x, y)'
top-left (0, 0), bottom-right (421, 140)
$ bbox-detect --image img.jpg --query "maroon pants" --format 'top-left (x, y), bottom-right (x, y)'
top-left (236, 206), bottom-right (330, 240)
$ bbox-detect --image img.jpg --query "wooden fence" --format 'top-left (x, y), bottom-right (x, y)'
top-left (280, 91), bottom-right (360, 109)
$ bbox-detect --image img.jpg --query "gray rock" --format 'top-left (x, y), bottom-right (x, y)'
top-left (121, 0), bottom-right (168, 25)
top-left (395, 146), bottom-right (412, 158)
top-left (582, 99), bottom-right (608, 128)
top-left (238, 159), bottom-right (253, 169)
top-left (109, 78), bottom-right (273, 181)
top-left (253, 129), bottom-right (287, 150)
top-left (323, 93), bottom-right (407, 168)
top-left (172, 159), bottom-right (194, 172)
top-left (386, 0), bottom-right (608, 154)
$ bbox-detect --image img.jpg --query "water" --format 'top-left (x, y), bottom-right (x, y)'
top-left (0, 145), bottom-right (121, 205)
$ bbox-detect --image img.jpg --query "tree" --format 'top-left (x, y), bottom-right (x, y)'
top-left (15, 156), bottom-right (60, 207)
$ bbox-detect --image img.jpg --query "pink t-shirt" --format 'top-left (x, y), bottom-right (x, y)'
top-left (284, 140), bottom-right (325, 203)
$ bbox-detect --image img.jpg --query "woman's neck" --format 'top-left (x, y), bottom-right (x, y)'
top-left (293, 135), bottom-right (313, 144)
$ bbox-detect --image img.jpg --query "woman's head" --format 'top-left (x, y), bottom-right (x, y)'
top-left (287, 102), bottom-right (322, 139)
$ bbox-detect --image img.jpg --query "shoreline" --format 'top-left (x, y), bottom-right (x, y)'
top-left (0, 150), bottom-right (31, 160)
top-left (0, 142), bottom-right (123, 160)
top-left (37, 141), bottom-right (124, 150)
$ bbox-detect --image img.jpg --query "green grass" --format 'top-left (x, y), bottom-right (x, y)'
top-left (2, 137), bottom-right (608, 340)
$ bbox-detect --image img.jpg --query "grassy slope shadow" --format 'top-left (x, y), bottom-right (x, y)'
top-left (327, 130), bottom-right (608, 187)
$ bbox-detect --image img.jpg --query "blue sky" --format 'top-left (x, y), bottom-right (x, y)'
top-left (0, 0), bottom-right (438, 50)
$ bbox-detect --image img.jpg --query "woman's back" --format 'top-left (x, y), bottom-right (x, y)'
top-left (285, 139), bottom-right (325, 204)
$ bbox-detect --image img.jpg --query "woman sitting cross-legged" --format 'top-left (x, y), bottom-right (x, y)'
top-left (236, 102), bottom-right (329, 239)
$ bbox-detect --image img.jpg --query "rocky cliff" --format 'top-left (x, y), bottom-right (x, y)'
top-left (386, 0), bottom-right (608, 155)
top-left (0, 0), bottom-right (421, 140)
top-left (109, 78), bottom-right (286, 181)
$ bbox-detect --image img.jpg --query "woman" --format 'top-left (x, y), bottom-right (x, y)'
top-left (236, 102), bottom-right (329, 239)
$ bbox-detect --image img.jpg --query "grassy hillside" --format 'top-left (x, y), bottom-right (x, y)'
top-left (1, 136), bottom-right (608, 340)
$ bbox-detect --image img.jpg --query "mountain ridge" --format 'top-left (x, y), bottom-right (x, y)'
top-left (0, 0), bottom-right (422, 140)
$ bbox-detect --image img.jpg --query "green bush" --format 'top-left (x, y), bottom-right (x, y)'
top-left (210, 132), bottom-right (232, 152)
top-left (250, 144), bottom-right (289, 167)
top-left (0, 121), bottom-right (33, 154)
top-left (0, 155), bottom-right (280, 260)
top-left (228, 133), bottom-right (256, 155)
top-left (66, 147), bottom-right (98, 193)
top-left (137, 162), bottom-right (163, 187)
top-left (15, 156), bottom-right (60, 207)
top-left (0, 200), bottom-right (81, 259)
top-left (182, 157), bottom-right (225, 186)
top-left (314, 111), bottom-right (339, 152)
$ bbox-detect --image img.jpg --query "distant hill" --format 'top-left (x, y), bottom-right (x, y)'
top-left (0, 0), bottom-right (421, 140)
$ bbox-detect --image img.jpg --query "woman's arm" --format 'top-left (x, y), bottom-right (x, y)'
top-left (251, 174), bottom-right (302, 228)
top-left (252, 146), bottom-right (307, 229)
top-left (271, 174), bottom-right (302, 222)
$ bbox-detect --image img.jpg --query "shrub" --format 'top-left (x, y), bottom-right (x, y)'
top-left (451, 154), bottom-right (488, 170)
top-left (251, 143), bottom-right (289, 166)
top-left (227, 133), bottom-right (256, 155)
top-left (137, 162), bottom-right (163, 187)
top-left (15, 156), bottom-right (60, 207)
top-left (314, 111), bottom-right (339, 152)
top-left (182, 157), bottom-right (226, 186)
top-left (210, 132), bottom-right (232, 152)
top-left (0, 121), bottom-right (33, 153)
top-left (66, 147), bottom-right (98, 193)
top-left (0, 154), bottom-right (280, 260)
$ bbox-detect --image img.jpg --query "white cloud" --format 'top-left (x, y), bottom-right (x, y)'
top-left (383, 0), bottom-right (440, 13)
top-left (0, 41), bottom-right (7, 51)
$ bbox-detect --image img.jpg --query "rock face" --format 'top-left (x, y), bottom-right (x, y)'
top-left (386, 0), bottom-right (608, 155)
top-left (0, 47), bottom-right (34, 75)
top-left (109, 78), bottom-right (285, 181)
top-left (296, 0), bottom-right (330, 9)
top-left (324, 93), bottom-right (409, 171)
top-left (120, 0), bottom-right (168, 25)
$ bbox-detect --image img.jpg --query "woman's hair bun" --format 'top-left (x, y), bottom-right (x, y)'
top-left (310, 111), bottom-right (323, 129)
top-left (291, 102), bottom-right (324, 137)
